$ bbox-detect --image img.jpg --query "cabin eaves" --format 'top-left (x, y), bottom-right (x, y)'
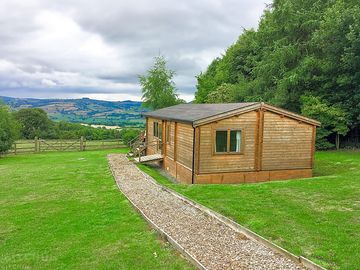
top-left (142, 102), bottom-right (320, 127)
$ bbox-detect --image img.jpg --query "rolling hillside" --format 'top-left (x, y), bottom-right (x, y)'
top-left (0, 96), bottom-right (147, 127)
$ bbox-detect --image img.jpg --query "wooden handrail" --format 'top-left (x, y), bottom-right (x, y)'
top-left (128, 130), bottom-right (145, 148)
top-left (131, 140), bottom-right (161, 161)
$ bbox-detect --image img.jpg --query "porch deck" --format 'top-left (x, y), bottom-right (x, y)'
top-left (134, 154), bottom-right (163, 163)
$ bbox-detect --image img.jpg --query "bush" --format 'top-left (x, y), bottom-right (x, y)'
top-left (0, 105), bottom-right (18, 154)
top-left (301, 95), bottom-right (349, 150)
top-left (14, 108), bottom-right (52, 139)
top-left (119, 129), bottom-right (141, 145)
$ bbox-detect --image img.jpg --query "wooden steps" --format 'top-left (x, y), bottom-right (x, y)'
top-left (134, 154), bottom-right (163, 163)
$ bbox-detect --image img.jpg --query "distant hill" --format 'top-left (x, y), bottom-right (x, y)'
top-left (0, 96), bottom-right (147, 127)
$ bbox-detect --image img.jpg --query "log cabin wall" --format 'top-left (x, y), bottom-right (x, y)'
top-left (165, 121), bottom-right (175, 159)
top-left (146, 117), bottom-right (162, 155)
top-left (261, 111), bottom-right (314, 170)
top-left (193, 109), bottom-right (316, 184)
top-left (196, 111), bottom-right (257, 174)
top-left (147, 118), bottom-right (193, 184)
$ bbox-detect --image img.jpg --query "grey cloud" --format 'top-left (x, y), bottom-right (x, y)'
top-left (0, 0), bottom-right (267, 101)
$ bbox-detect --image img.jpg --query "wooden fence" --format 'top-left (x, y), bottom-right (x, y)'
top-left (5, 137), bottom-right (126, 155)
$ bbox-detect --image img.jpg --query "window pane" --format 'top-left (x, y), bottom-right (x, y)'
top-left (159, 123), bottom-right (162, 139)
top-left (153, 122), bottom-right (156, 136)
top-left (153, 122), bottom-right (159, 137)
top-left (216, 131), bottom-right (227, 152)
top-left (166, 124), bottom-right (170, 143)
top-left (230, 130), bottom-right (241, 152)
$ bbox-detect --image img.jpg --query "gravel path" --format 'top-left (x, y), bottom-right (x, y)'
top-left (108, 154), bottom-right (305, 270)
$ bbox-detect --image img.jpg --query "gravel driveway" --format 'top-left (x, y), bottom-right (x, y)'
top-left (108, 154), bottom-right (305, 270)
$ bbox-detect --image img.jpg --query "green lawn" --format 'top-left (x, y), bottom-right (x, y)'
top-left (0, 150), bottom-right (194, 270)
top-left (138, 151), bottom-right (360, 270)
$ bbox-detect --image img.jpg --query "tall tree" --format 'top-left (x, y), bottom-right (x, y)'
top-left (139, 55), bottom-right (183, 110)
top-left (195, 0), bottom-right (360, 147)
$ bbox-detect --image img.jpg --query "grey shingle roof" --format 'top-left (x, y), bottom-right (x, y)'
top-left (142, 102), bottom-right (259, 124)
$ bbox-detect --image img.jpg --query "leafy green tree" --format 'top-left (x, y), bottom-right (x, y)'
top-left (139, 55), bottom-right (184, 110)
top-left (195, 0), bottom-right (360, 147)
top-left (206, 83), bottom-right (237, 103)
top-left (14, 108), bottom-right (53, 139)
top-left (301, 95), bottom-right (349, 150)
top-left (0, 105), bottom-right (18, 154)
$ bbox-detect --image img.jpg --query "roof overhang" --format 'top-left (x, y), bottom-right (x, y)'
top-left (192, 102), bottom-right (321, 127)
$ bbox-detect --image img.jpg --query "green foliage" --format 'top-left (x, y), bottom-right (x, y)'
top-left (52, 121), bottom-right (122, 140)
top-left (1, 96), bottom-right (145, 128)
top-left (301, 95), bottom-right (349, 149)
top-left (195, 0), bottom-right (360, 146)
top-left (119, 128), bottom-right (141, 145)
top-left (0, 105), bottom-right (18, 153)
top-left (11, 107), bottom-right (138, 141)
top-left (139, 55), bottom-right (184, 110)
top-left (205, 83), bottom-right (237, 103)
top-left (14, 108), bottom-right (52, 139)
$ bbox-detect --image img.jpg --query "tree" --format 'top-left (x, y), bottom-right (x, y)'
top-left (195, 0), bottom-right (360, 147)
top-left (206, 83), bottom-right (237, 103)
top-left (14, 108), bottom-right (53, 139)
top-left (0, 105), bottom-right (18, 154)
top-left (301, 95), bottom-right (349, 150)
top-left (139, 55), bottom-right (183, 110)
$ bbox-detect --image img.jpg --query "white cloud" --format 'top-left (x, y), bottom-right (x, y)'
top-left (0, 0), bottom-right (267, 101)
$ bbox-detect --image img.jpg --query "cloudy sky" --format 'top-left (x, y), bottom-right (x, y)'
top-left (0, 0), bottom-right (267, 101)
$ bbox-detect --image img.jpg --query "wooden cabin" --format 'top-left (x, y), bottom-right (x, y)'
top-left (140, 102), bottom-right (320, 184)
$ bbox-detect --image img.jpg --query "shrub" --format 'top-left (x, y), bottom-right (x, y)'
top-left (0, 105), bottom-right (18, 154)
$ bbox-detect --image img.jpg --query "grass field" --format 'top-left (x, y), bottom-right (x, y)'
top-left (0, 149), bottom-right (194, 270)
top-left (138, 151), bottom-right (360, 270)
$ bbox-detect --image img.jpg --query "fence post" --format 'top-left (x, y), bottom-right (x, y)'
top-left (80, 136), bottom-right (84, 151)
top-left (34, 137), bottom-right (39, 153)
top-left (14, 142), bottom-right (17, 155)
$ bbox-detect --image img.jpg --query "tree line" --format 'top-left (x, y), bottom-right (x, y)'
top-left (194, 0), bottom-right (360, 149)
top-left (0, 105), bottom-right (140, 154)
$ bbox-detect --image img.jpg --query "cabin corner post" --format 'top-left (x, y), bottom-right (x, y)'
top-left (254, 109), bottom-right (264, 171)
top-left (145, 117), bottom-right (149, 156)
top-left (311, 125), bottom-right (316, 168)
top-left (192, 126), bottom-right (200, 184)
top-left (162, 120), bottom-right (166, 156)
top-left (191, 127), bottom-right (195, 184)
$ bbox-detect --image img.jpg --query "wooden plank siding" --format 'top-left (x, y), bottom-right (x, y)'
top-left (146, 117), bottom-right (162, 155)
top-left (261, 111), bottom-right (313, 170)
top-left (147, 117), bottom-right (193, 184)
top-left (145, 105), bottom-right (317, 184)
top-left (165, 121), bottom-right (175, 159)
top-left (197, 111), bottom-right (257, 174)
top-left (176, 123), bottom-right (194, 170)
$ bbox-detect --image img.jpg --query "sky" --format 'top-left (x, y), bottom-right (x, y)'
top-left (0, 0), bottom-right (267, 102)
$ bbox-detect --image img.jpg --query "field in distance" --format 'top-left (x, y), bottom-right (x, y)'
top-left (1, 96), bottom-right (147, 128)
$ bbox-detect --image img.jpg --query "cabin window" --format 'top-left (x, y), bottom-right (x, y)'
top-left (215, 130), bottom-right (228, 152)
top-left (230, 130), bottom-right (241, 152)
top-left (153, 122), bottom-right (158, 137)
top-left (153, 122), bottom-right (162, 138)
top-left (158, 123), bottom-right (162, 140)
top-left (166, 123), bottom-right (171, 143)
top-left (215, 129), bottom-right (242, 154)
